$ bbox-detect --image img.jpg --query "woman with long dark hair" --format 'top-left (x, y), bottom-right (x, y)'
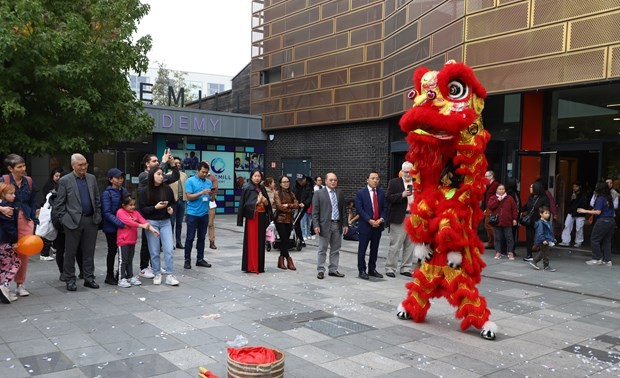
top-left (521, 181), bottom-right (549, 261)
top-left (138, 167), bottom-right (178, 286)
top-left (578, 182), bottom-right (615, 266)
top-left (237, 170), bottom-right (271, 274)
top-left (273, 176), bottom-right (300, 270)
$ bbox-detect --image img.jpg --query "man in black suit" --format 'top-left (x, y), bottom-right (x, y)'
top-left (312, 172), bottom-right (347, 279)
top-left (55, 153), bottom-right (102, 291)
top-left (385, 162), bottom-right (415, 278)
top-left (355, 171), bottom-right (388, 280)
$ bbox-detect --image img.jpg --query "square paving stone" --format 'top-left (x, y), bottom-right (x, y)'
top-left (122, 353), bottom-right (180, 376)
top-left (18, 351), bottom-right (74, 376)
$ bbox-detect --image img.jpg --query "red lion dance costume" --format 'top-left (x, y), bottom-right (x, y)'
top-left (396, 60), bottom-right (497, 340)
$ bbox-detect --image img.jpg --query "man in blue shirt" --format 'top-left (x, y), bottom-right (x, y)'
top-left (184, 161), bottom-right (213, 269)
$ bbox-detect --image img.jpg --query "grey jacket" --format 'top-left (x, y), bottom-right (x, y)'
top-left (311, 187), bottom-right (346, 236)
top-left (55, 172), bottom-right (102, 229)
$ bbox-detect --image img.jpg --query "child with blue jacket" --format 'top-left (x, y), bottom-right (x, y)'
top-left (529, 205), bottom-right (557, 272)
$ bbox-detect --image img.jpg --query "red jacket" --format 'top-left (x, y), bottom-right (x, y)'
top-left (487, 194), bottom-right (518, 227)
top-left (116, 208), bottom-right (148, 247)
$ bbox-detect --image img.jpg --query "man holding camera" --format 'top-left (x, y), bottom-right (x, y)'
top-left (384, 161), bottom-right (416, 278)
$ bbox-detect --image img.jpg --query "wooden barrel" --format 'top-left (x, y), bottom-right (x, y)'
top-left (227, 347), bottom-right (284, 378)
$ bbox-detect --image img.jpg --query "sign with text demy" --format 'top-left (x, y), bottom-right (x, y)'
top-left (202, 151), bottom-right (234, 190)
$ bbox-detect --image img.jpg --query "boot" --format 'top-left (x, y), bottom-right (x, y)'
top-left (286, 256), bottom-right (296, 271)
top-left (277, 256), bottom-right (287, 270)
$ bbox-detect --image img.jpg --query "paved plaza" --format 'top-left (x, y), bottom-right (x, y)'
top-left (1, 214), bottom-right (619, 377)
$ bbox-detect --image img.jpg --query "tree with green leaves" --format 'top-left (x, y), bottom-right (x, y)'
top-left (0, 0), bottom-right (153, 154)
top-left (150, 62), bottom-right (198, 107)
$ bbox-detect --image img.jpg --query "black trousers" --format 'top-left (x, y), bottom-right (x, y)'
top-left (55, 231), bottom-right (83, 276)
top-left (139, 229), bottom-right (150, 270)
top-left (105, 231), bottom-right (118, 278)
top-left (275, 222), bottom-right (292, 257)
top-left (62, 217), bottom-right (98, 282)
top-left (118, 245), bottom-right (135, 279)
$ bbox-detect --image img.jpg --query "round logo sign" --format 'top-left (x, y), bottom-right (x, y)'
top-left (211, 157), bottom-right (226, 174)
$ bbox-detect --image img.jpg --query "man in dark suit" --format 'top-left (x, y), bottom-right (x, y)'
top-left (55, 153), bottom-right (102, 291)
top-left (312, 172), bottom-right (347, 280)
top-left (355, 171), bottom-right (388, 280)
top-left (385, 162), bottom-right (415, 277)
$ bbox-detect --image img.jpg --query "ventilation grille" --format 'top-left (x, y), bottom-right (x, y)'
top-left (569, 11), bottom-right (620, 50)
top-left (475, 49), bottom-right (606, 93)
top-left (610, 45), bottom-right (620, 78)
top-left (466, 2), bottom-right (529, 41)
top-left (466, 0), bottom-right (495, 14)
top-left (532, 0), bottom-right (619, 26)
top-left (465, 24), bottom-right (565, 67)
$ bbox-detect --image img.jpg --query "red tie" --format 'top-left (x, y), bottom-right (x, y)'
top-left (372, 188), bottom-right (379, 220)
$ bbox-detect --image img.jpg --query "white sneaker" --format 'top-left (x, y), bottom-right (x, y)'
top-left (585, 259), bottom-right (603, 265)
top-left (16, 285), bottom-right (29, 297)
top-left (139, 267), bottom-right (155, 279)
top-left (153, 274), bottom-right (162, 285)
top-left (603, 261), bottom-right (613, 267)
top-left (558, 242), bottom-right (569, 247)
top-left (574, 243), bottom-right (582, 248)
top-left (165, 274), bottom-right (179, 286)
top-left (129, 277), bottom-right (142, 286)
top-left (39, 255), bottom-right (54, 261)
top-left (117, 278), bottom-right (131, 288)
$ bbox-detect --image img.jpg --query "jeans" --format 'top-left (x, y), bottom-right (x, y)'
top-left (301, 213), bottom-right (312, 239)
top-left (170, 200), bottom-right (186, 245)
top-left (591, 216), bottom-right (615, 262)
top-left (145, 219), bottom-right (174, 274)
top-left (184, 214), bottom-right (209, 262)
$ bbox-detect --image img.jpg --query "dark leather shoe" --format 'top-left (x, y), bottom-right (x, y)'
top-left (328, 271), bottom-right (345, 278)
top-left (196, 260), bottom-right (212, 268)
top-left (400, 271), bottom-right (412, 277)
top-left (317, 272), bottom-right (324, 279)
top-left (184, 260), bottom-right (191, 269)
top-left (104, 277), bottom-right (118, 285)
top-left (66, 281), bottom-right (77, 291)
top-left (369, 270), bottom-right (383, 278)
top-left (209, 241), bottom-right (217, 250)
top-left (358, 271), bottom-right (369, 280)
top-left (176, 243), bottom-right (184, 249)
top-left (386, 272), bottom-right (396, 278)
top-left (84, 280), bottom-right (99, 289)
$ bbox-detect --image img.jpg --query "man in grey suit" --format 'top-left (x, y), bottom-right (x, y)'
top-left (55, 154), bottom-right (102, 291)
top-left (312, 172), bottom-right (347, 279)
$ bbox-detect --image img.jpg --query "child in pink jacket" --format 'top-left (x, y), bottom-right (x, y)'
top-left (116, 195), bottom-right (159, 288)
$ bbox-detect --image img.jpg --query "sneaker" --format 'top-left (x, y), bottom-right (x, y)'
top-left (573, 243), bottom-right (582, 248)
top-left (153, 274), bottom-right (162, 285)
top-left (603, 261), bottom-right (613, 267)
top-left (558, 242), bottom-right (570, 247)
top-left (39, 255), bottom-right (54, 261)
top-left (507, 252), bottom-right (515, 261)
top-left (9, 293), bottom-right (18, 302)
top-left (0, 285), bottom-right (10, 304)
top-left (529, 261), bottom-right (540, 270)
top-left (129, 277), bottom-right (142, 286)
top-left (117, 278), bottom-right (131, 288)
top-left (585, 259), bottom-right (603, 265)
top-left (16, 285), bottom-right (29, 297)
top-left (523, 257), bottom-right (533, 262)
top-left (165, 274), bottom-right (179, 286)
top-left (139, 267), bottom-right (155, 279)
top-left (543, 266), bottom-right (556, 272)
top-left (494, 252), bottom-right (501, 259)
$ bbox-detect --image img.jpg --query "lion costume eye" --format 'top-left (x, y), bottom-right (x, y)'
top-left (447, 80), bottom-right (469, 100)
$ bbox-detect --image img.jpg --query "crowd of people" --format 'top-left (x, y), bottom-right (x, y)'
top-left (483, 170), bottom-right (620, 272)
top-left (0, 151), bottom-right (618, 304)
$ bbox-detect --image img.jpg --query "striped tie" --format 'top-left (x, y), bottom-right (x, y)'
top-left (330, 190), bottom-right (339, 220)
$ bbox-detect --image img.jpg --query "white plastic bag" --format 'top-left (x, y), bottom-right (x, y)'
top-left (265, 221), bottom-right (276, 242)
top-left (35, 192), bottom-right (58, 241)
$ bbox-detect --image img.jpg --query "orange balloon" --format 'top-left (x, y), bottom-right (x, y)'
top-left (16, 235), bottom-right (44, 256)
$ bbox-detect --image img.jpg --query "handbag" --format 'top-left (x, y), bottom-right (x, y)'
top-left (35, 192), bottom-right (58, 241)
top-left (519, 213), bottom-right (532, 226)
top-left (519, 196), bottom-right (539, 226)
top-left (265, 222), bottom-right (276, 243)
top-left (488, 213), bottom-right (499, 226)
top-left (532, 244), bottom-right (540, 252)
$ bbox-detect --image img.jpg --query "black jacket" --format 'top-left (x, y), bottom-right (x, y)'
top-left (522, 194), bottom-right (550, 225)
top-left (386, 177), bottom-right (412, 225)
top-left (566, 190), bottom-right (589, 217)
top-left (237, 182), bottom-right (271, 226)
